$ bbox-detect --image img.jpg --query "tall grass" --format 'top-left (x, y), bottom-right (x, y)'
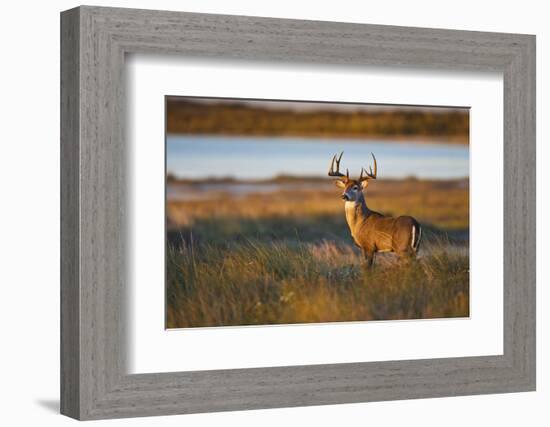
top-left (166, 238), bottom-right (469, 328)
top-left (166, 178), bottom-right (469, 328)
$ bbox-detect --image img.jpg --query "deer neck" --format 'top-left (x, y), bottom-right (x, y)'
top-left (344, 195), bottom-right (371, 235)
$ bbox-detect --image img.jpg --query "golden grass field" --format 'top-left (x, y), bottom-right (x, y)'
top-left (166, 178), bottom-right (469, 328)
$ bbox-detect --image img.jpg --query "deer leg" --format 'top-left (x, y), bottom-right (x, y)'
top-left (362, 249), bottom-right (374, 268)
top-left (397, 248), bottom-right (418, 267)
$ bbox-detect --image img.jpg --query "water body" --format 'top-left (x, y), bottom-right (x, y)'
top-left (167, 135), bottom-right (469, 180)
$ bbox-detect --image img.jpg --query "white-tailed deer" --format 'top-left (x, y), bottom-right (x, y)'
top-left (328, 152), bottom-right (421, 267)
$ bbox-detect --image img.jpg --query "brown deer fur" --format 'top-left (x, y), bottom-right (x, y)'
top-left (329, 152), bottom-right (421, 267)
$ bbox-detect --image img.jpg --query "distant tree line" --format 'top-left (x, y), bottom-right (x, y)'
top-left (166, 99), bottom-right (469, 143)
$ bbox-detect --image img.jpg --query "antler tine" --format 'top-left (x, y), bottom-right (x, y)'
top-left (359, 153), bottom-right (378, 181)
top-left (328, 151), bottom-right (348, 181)
top-left (328, 154), bottom-right (337, 175)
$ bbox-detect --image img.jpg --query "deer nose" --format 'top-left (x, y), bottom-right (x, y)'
top-left (342, 194), bottom-right (350, 201)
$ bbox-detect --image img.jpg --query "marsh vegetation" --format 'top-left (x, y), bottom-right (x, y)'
top-left (166, 178), bottom-right (469, 328)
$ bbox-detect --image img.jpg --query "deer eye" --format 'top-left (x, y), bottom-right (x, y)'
top-left (352, 185), bottom-right (358, 191)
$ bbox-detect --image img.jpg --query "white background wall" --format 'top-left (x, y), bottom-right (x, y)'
top-left (0, 0), bottom-right (546, 425)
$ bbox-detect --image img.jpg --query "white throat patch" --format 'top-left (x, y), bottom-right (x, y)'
top-left (344, 201), bottom-right (358, 212)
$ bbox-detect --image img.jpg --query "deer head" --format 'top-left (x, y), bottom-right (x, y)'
top-left (328, 151), bottom-right (377, 202)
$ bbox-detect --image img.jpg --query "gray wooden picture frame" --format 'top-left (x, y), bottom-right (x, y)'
top-left (60, 5), bottom-right (536, 420)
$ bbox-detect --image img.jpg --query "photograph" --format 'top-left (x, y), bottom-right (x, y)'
top-left (165, 97), bottom-right (470, 328)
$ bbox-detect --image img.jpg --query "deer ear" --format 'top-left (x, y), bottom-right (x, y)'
top-left (335, 180), bottom-right (346, 188)
top-left (360, 180), bottom-right (369, 189)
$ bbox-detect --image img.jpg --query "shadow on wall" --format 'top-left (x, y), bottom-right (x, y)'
top-left (35, 399), bottom-right (59, 414)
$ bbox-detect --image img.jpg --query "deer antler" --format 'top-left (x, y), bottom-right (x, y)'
top-left (359, 153), bottom-right (377, 182)
top-left (328, 151), bottom-right (349, 182)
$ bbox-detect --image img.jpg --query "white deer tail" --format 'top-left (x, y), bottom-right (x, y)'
top-left (411, 224), bottom-right (422, 252)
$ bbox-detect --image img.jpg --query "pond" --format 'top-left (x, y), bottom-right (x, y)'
top-left (166, 135), bottom-right (469, 180)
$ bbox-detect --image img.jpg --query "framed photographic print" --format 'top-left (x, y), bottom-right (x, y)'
top-left (164, 97), bottom-right (470, 329)
top-left (61, 6), bottom-right (536, 420)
